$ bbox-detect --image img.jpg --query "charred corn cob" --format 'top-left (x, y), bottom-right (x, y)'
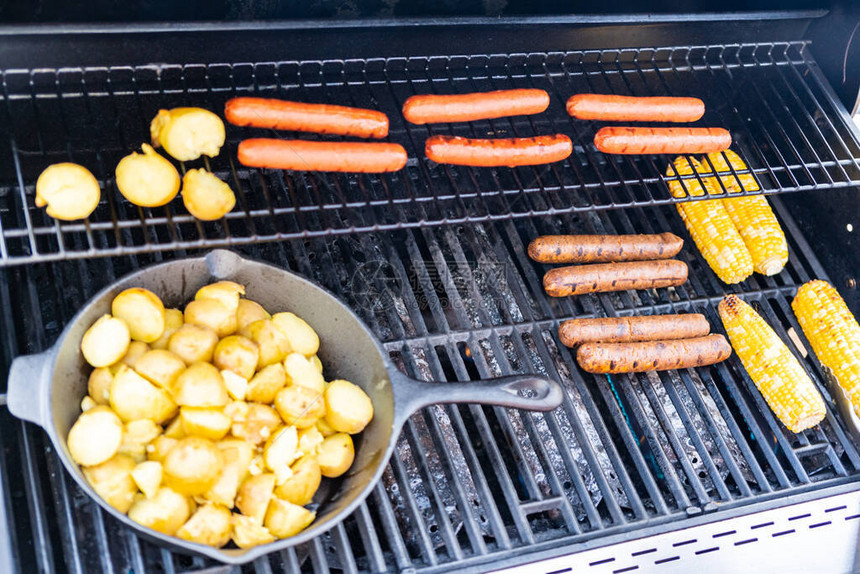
top-left (719, 294), bottom-right (826, 433)
top-left (703, 150), bottom-right (788, 276)
top-left (667, 157), bottom-right (753, 284)
top-left (792, 280), bottom-right (860, 417)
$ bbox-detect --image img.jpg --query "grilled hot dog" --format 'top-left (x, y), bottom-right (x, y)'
top-left (559, 314), bottom-right (711, 347)
top-left (225, 97), bottom-right (389, 139)
top-left (567, 94), bottom-right (705, 123)
top-left (403, 89), bottom-right (550, 124)
top-left (594, 127), bottom-right (731, 155)
top-left (528, 233), bottom-right (684, 264)
top-left (425, 134), bottom-right (572, 167)
top-left (237, 139), bottom-right (408, 173)
top-left (576, 334), bottom-right (732, 373)
top-left (542, 260), bottom-right (688, 297)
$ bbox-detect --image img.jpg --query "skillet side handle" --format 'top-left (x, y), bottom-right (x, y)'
top-left (392, 372), bottom-right (563, 426)
top-left (7, 350), bottom-right (52, 427)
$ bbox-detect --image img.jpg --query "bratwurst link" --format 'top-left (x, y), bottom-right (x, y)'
top-left (542, 259), bottom-right (688, 297)
top-left (576, 334), bottom-right (732, 373)
top-left (527, 233), bottom-right (684, 264)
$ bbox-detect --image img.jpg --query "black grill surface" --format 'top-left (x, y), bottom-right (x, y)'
top-left (1, 41), bottom-right (859, 265)
top-left (2, 33), bottom-right (860, 574)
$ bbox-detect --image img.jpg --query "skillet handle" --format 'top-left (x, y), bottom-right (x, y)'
top-left (392, 371), bottom-right (563, 427)
top-left (7, 350), bottom-right (52, 427)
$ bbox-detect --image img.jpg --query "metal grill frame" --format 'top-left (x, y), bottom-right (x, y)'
top-left (1, 37), bottom-right (859, 265)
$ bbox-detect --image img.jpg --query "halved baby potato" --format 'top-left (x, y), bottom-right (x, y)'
top-left (272, 312), bottom-right (320, 356)
top-left (115, 144), bottom-right (180, 208)
top-left (182, 169), bottom-right (236, 221)
top-left (324, 379), bottom-right (374, 435)
top-left (150, 107), bottom-right (225, 162)
top-left (204, 438), bottom-right (254, 508)
top-left (228, 402), bottom-right (281, 446)
top-left (309, 355), bottom-right (323, 374)
top-left (81, 315), bottom-right (130, 368)
top-left (111, 341), bottom-right (151, 372)
top-left (68, 405), bottom-right (123, 466)
top-left (236, 299), bottom-right (270, 331)
top-left (147, 435), bottom-right (178, 463)
top-left (176, 502), bottom-right (232, 547)
top-left (221, 370), bottom-right (249, 401)
top-left (246, 363), bottom-right (287, 404)
top-left (110, 366), bottom-right (177, 424)
top-left (297, 426), bottom-right (324, 457)
top-left (180, 407), bottom-right (231, 441)
top-left (283, 353), bottom-right (325, 394)
top-left (241, 319), bottom-right (291, 368)
top-left (163, 437), bottom-right (223, 496)
top-left (128, 486), bottom-right (191, 536)
top-left (168, 323), bottom-right (219, 364)
top-left (83, 453), bottom-right (138, 513)
top-left (35, 162), bottom-right (101, 221)
top-left (195, 281), bottom-right (245, 311)
top-left (184, 298), bottom-right (237, 338)
top-left (213, 335), bottom-right (259, 380)
top-left (134, 349), bottom-right (186, 390)
top-left (263, 425), bottom-right (299, 485)
top-left (118, 418), bottom-right (162, 462)
top-left (151, 308), bottom-right (184, 351)
top-left (131, 460), bottom-right (163, 499)
top-left (265, 497), bottom-right (315, 538)
top-left (275, 385), bottom-right (325, 429)
top-left (88, 367), bottom-right (114, 405)
top-left (173, 362), bottom-right (229, 407)
top-left (231, 514), bottom-right (275, 549)
top-left (236, 473), bottom-right (276, 524)
top-left (317, 433), bottom-right (354, 478)
top-left (274, 455), bottom-right (321, 506)
top-left (111, 288), bottom-right (166, 343)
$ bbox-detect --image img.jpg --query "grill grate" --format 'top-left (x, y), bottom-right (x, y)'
top-left (2, 41), bottom-right (860, 266)
top-left (1, 195), bottom-right (860, 573)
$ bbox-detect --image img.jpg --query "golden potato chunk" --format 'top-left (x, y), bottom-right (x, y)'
top-left (230, 402), bottom-right (281, 446)
top-left (275, 385), bottom-right (325, 429)
top-left (180, 407), bottom-right (231, 440)
top-left (151, 308), bottom-right (184, 350)
top-left (309, 355), bottom-right (324, 374)
top-left (204, 438), bottom-right (254, 508)
top-left (264, 425), bottom-right (299, 485)
top-left (128, 486), bottom-right (191, 536)
top-left (131, 460), bottom-right (163, 499)
top-left (163, 437), bottom-right (223, 496)
top-left (168, 323), bottom-right (219, 364)
top-left (88, 367), bottom-right (114, 405)
top-left (110, 341), bottom-right (151, 373)
top-left (110, 366), bottom-right (177, 424)
top-left (83, 454), bottom-right (138, 513)
top-left (182, 169), bottom-right (236, 222)
top-left (118, 418), bottom-right (162, 462)
top-left (150, 107), bottom-right (225, 162)
top-left (324, 379), bottom-right (374, 435)
top-left (247, 363), bottom-right (287, 404)
top-left (163, 416), bottom-right (185, 439)
top-left (274, 455), bottom-right (321, 506)
top-left (147, 435), bottom-right (178, 463)
top-left (111, 288), bottom-right (166, 343)
top-left (236, 473), bottom-right (276, 524)
top-left (272, 312), bottom-right (320, 356)
top-left (221, 370), bottom-right (249, 401)
top-left (68, 406), bottom-right (123, 466)
top-left (265, 497), bottom-right (316, 538)
top-left (184, 298), bottom-right (237, 338)
top-left (236, 299), bottom-right (270, 331)
top-left (176, 502), bottom-right (232, 547)
top-left (172, 362), bottom-right (229, 407)
top-left (133, 349), bottom-right (186, 390)
top-left (315, 417), bottom-right (336, 437)
top-left (35, 162), bottom-right (100, 221)
top-left (317, 433), bottom-right (355, 478)
top-left (115, 144), bottom-right (180, 208)
top-left (81, 314), bottom-right (131, 368)
top-left (213, 335), bottom-right (259, 380)
top-left (195, 281), bottom-right (245, 312)
top-left (81, 396), bottom-right (98, 412)
top-left (241, 319), bottom-right (291, 368)
top-left (231, 514), bottom-right (275, 548)
top-left (283, 353), bottom-right (325, 393)
top-left (297, 426), bottom-right (324, 457)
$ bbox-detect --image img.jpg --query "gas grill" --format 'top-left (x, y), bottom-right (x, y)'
top-left (2, 9), bottom-right (860, 573)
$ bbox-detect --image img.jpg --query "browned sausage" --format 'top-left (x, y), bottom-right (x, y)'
top-left (528, 233), bottom-right (684, 264)
top-left (576, 334), bottom-right (732, 373)
top-left (225, 97), bottom-right (389, 139)
top-left (594, 127), bottom-right (731, 155)
top-left (403, 89), bottom-right (550, 124)
top-left (237, 139), bottom-right (408, 173)
top-left (543, 260), bottom-right (688, 297)
top-left (425, 134), bottom-right (572, 167)
top-left (566, 94), bottom-right (705, 123)
top-left (559, 314), bottom-right (711, 347)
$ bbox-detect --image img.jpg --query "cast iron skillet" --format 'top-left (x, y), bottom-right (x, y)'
top-left (6, 250), bottom-right (563, 564)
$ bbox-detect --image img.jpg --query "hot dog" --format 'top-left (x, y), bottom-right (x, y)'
top-left (225, 97), bottom-right (389, 139)
top-left (425, 134), bottom-right (572, 167)
top-left (559, 314), bottom-right (711, 347)
top-left (237, 139), bottom-right (408, 173)
top-left (528, 233), bottom-right (684, 264)
top-left (566, 94), bottom-right (705, 123)
top-left (542, 260), bottom-right (688, 297)
top-left (403, 89), bottom-right (550, 124)
top-left (576, 334), bottom-right (732, 373)
top-left (594, 127), bottom-right (731, 155)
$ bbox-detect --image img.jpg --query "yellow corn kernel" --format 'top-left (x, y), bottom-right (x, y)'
top-left (703, 151), bottom-right (788, 276)
top-left (667, 157), bottom-right (753, 284)
top-left (792, 280), bottom-right (860, 417)
top-left (719, 294), bottom-right (826, 433)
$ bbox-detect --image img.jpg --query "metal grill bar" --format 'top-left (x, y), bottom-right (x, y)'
top-left (2, 42), bottom-right (860, 265)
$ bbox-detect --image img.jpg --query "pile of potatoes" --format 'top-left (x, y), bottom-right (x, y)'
top-left (69, 281), bottom-right (373, 548)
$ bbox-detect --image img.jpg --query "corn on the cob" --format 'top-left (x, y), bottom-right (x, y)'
top-left (792, 280), bottom-right (860, 417)
top-left (719, 294), bottom-right (826, 433)
top-left (667, 157), bottom-right (753, 284)
top-left (703, 150), bottom-right (788, 276)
